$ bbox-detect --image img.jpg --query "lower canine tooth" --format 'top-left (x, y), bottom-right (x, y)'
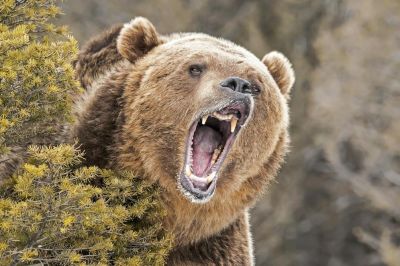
top-left (230, 117), bottom-right (238, 133)
top-left (207, 172), bottom-right (216, 183)
top-left (185, 165), bottom-right (191, 176)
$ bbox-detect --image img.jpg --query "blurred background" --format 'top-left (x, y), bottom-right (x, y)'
top-left (58, 1), bottom-right (400, 265)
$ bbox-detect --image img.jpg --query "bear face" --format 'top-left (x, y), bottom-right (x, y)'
top-left (116, 18), bottom-right (294, 205)
top-left (73, 17), bottom-right (294, 247)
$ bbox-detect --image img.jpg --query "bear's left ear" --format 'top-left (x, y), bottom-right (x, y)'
top-left (117, 17), bottom-right (162, 63)
top-left (262, 51), bottom-right (295, 98)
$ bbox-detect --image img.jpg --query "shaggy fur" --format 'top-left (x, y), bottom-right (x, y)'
top-left (262, 51), bottom-right (295, 98)
top-left (73, 23), bottom-right (124, 89)
top-left (71, 17), bottom-right (294, 265)
top-left (0, 147), bottom-right (25, 185)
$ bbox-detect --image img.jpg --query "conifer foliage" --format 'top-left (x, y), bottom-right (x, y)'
top-left (0, 145), bottom-right (171, 265)
top-left (0, 0), bottom-right (79, 153)
top-left (0, 1), bottom-right (172, 265)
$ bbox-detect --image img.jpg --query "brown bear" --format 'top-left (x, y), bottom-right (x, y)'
top-left (71, 17), bottom-right (294, 265)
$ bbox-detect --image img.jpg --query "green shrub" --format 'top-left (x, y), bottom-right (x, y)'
top-left (0, 145), bottom-right (172, 265)
top-left (0, 0), bottom-right (80, 154)
top-left (0, 1), bottom-right (172, 265)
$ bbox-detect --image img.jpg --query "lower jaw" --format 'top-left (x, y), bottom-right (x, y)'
top-left (179, 172), bottom-right (218, 203)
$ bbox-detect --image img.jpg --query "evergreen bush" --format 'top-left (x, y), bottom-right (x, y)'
top-left (0, 1), bottom-right (172, 265)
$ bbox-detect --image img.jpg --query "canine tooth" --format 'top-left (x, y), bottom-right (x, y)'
top-left (190, 173), bottom-right (207, 184)
top-left (185, 165), bottom-right (191, 176)
top-left (201, 115), bottom-right (208, 125)
top-left (230, 117), bottom-right (238, 133)
top-left (207, 172), bottom-right (216, 183)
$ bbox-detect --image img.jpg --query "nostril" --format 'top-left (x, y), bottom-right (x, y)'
top-left (220, 77), bottom-right (251, 94)
top-left (220, 79), bottom-right (237, 90)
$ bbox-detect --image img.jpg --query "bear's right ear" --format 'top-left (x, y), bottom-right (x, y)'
top-left (262, 51), bottom-right (295, 98)
top-left (117, 17), bottom-right (162, 63)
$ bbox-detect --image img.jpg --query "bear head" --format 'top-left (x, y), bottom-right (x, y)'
top-left (115, 17), bottom-right (294, 203)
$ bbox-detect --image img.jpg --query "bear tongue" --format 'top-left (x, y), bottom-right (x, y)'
top-left (192, 125), bottom-right (222, 177)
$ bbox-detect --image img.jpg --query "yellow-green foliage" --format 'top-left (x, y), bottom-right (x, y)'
top-left (0, 0), bottom-right (80, 154)
top-left (0, 1), bottom-right (172, 265)
top-left (0, 145), bottom-right (172, 265)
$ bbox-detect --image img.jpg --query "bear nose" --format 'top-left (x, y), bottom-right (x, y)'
top-left (220, 77), bottom-right (251, 94)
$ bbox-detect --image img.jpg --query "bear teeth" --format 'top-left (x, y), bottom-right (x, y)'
top-left (207, 172), bottom-right (217, 183)
top-left (211, 145), bottom-right (222, 165)
top-left (203, 112), bottom-right (238, 133)
top-left (185, 165), bottom-right (191, 176)
top-left (201, 115), bottom-right (208, 125)
top-left (230, 117), bottom-right (238, 133)
top-left (188, 171), bottom-right (216, 184)
top-left (211, 112), bottom-right (233, 121)
top-left (208, 112), bottom-right (239, 133)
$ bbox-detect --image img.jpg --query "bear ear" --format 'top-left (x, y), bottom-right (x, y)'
top-left (262, 51), bottom-right (295, 97)
top-left (117, 17), bottom-right (162, 63)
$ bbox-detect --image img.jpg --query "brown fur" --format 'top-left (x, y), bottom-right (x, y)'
top-left (71, 17), bottom-right (294, 265)
top-left (262, 52), bottom-right (295, 98)
top-left (74, 23), bottom-right (124, 89)
top-left (0, 147), bottom-right (25, 185)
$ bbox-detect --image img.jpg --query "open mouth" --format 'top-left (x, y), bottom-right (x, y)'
top-left (179, 98), bottom-right (252, 202)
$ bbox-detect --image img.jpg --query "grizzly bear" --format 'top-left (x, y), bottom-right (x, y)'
top-left (71, 17), bottom-right (294, 265)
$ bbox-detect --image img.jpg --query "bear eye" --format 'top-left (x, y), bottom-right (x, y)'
top-left (189, 64), bottom-right (203, 77)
